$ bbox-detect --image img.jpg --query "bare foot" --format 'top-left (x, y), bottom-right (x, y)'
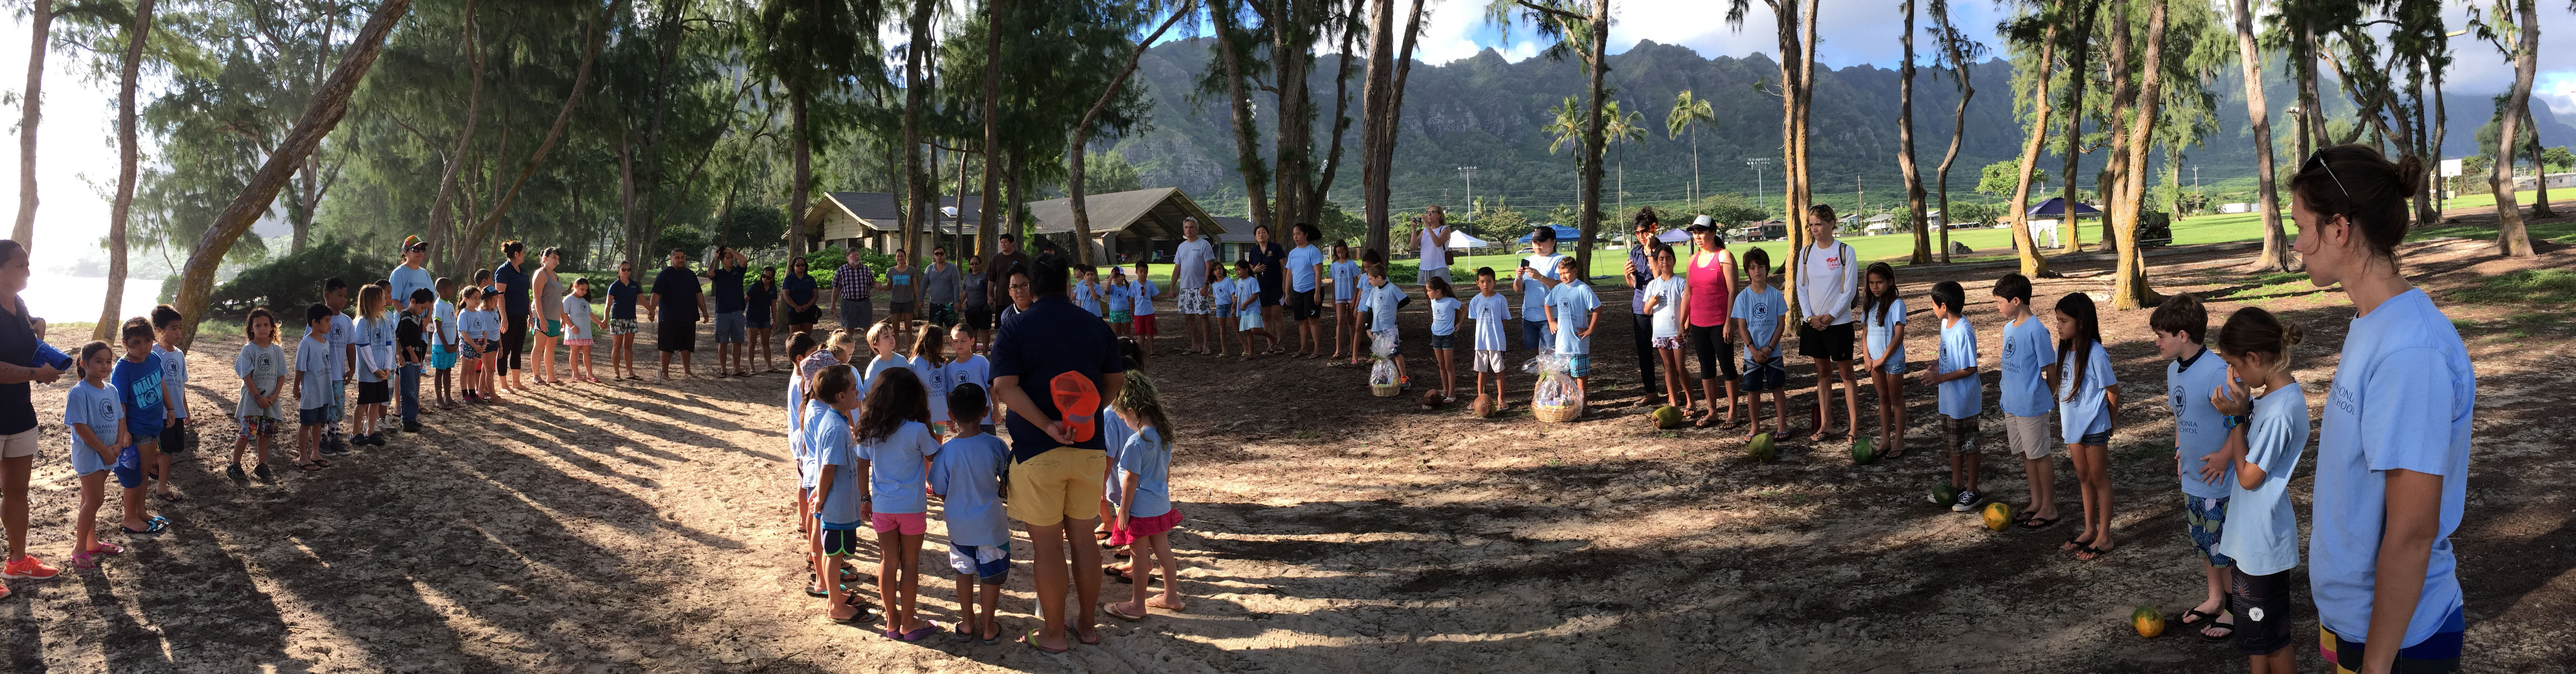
top-left (1147, 595), bottom-right (1185, 611)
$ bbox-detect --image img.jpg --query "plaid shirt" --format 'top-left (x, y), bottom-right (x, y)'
top-left (833, 262), bottom-right (875, 302)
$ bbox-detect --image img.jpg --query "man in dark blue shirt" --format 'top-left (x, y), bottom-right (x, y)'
top-left (704, 247), bottom-right (749, 377)
top-left (647, 249), bottom-right (708, 382)
top-left (988, 256), bottom-right (1122, 651)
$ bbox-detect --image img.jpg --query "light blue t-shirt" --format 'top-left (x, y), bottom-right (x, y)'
top-left (1074, 280), bottom-right (1102, 315)
top-left (861, 420), bottom-right (941, 515)
top-left (1329, 260), bottom-right (1360, 302)
top-left (1547, 282), bottom-right (1601, 355)
top-left (388, 264), bottom-right (435, 313)
top-left (1643, 277), bottom-right (1684, 339)
top-left (1731, 285), bottom-right (1787, 354)
top-left (1935, 317), bottom-right (1982, 420)
top-left (790, 383), bottom-right (815, 489)
top-left (1285, 245), bottom-right (1325, 292)
top-left (1366, 281), bottom-right (1404, 332)
top-left (64, 380), bottom-right (122, 476)
top-left (1234, 277), bottom-right (1261, 313)
top-left (929, 434), bottom-right (1012, 547)
top-left (1132, 279), bottom-right (1157, 315)
top-left (1116, 427), bottom-right (1174, 518)
top-left (1863, 297), bottom-right (1908, 367)
top-left (2055, 342), bottom-right (2118, 444)
top-left (354, 316), bottom-right (391, 383)
top-left (862, 356), bottom-right (909, 398)
top-left (2310, 289), bottom-right (2473, 647)
top-left (2217, 381), bottom-right (2309, 577)
top-left (1518, 254), bottom-right (1565, 319)
top-left (2168, 348), bottom-right (2238, 499)
top-left (1429, 296), bottom-right (1461, 336)
top-left (295, 335), bottom-right (336, 408)
top-left (910, 356), bottom-right (951, 428)
top-left (433, 299), bottom-right (460, 344)
top-left (944, 355), bottom-right (993, 425)
top-left (1104, 281), bottom-right (1132, 313)
top-left (1999, 316), bottom-right (2057, 418)
top-left (1468, 293), bottom-right (1513, 351)
top-left (1211, 275), bottom-right (1235, 310)
top-left (810, 406), bottom-right (865, 525)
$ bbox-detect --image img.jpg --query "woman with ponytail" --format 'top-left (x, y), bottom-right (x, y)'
top-left (2291, 144), bottom-right (2475, 673)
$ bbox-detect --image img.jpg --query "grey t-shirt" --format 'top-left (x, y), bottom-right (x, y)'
top-left (920, 263), bottom-right (961, 304)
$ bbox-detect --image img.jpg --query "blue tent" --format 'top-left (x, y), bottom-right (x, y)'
top-left (2025, 197), bottom-right (2102, 217)
top-left (1514, 224), bottom-right (1584, 245)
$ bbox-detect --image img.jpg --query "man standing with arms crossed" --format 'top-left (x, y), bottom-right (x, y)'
top-left (647, 249), bottom-right (710, 382)
top-left (1168, 218), bottom-right (1216, 355)
top-left (1623, 210), bottom-right (1664, 405)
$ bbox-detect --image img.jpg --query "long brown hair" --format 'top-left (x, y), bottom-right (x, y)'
top-left (1112, 370), bottom-right (1173, 448)
top-left (2053, 292), bottom-right (2103, 401)
top-left (2289, 144), bottom-right (2424, 263)
top-left (856, 367), bottom-right (931, 443)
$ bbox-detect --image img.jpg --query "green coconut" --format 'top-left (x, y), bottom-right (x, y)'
top-left (1930, 482), bottom-right (1960, 506)
top-left (1851, 437), bottom-right (1877, 465)
top-left (1746, 433), bottom-right (1777, 463)
top-left (1651, 405), bottom-right (1685, 429)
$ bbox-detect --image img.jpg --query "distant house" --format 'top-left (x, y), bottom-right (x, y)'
top-left (1211, 217), bottom-right (1259, 264)
top-left (1023, 188), bottom-right (1225, 265)
top-left (798, 192), bottom-right (985, 255)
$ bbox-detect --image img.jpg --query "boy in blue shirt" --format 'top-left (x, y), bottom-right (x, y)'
top-left (1542, 256), bottom-right (1600, 390)
top-left (2153, 293), bottom-right (2239, 640)
top-left (109, 318), bottom-right (172, 534)
top-left (1921, 281), bottom-right (1986, 512)
top-left (1730, 248), bottom-right (1789, 439)
top-left (294, 304), bottom-right (337, 473)
top-left (1991, 273), bottom-right (2060, 529)
top-left (1363, 263), bottom-right (1408, 391)
top-left (1466, 268), bottom-right (1514, 410)
top-left (1074, 265), bottom-right (1103, 317)
top-left (930, 384), bottom-right (1011, 643)
top-left (1130, 260), bottom-right (1162, 357)
top-left (1516, 227), bottom-right (1566, 353)
top-left (805, 364), bottom-right (869, 625)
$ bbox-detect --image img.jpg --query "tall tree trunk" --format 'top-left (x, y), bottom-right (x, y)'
top-left (1209, 4), bottom-right (1273, 230)
top-left (1358, 0), bottom-right (1395, 253)
top-left (1898, 0), bottom-right (1931, 264)
top-left (2233, 0), bottom-right (2290, 271)
top-left (975, 0), bottom-right (1007, 260)
top-left (10, 0), bottom-right (48, 250)
top-left (1570, 0), bottom-right (1610, 276)
top-left (1005, 146), bottom-right (1027, 241)
top-left (2491, 0), bottom-right (2538, 257)
top-left (2295, 24), bottom-right (2321, 162)
top-left (620, 129), bottom-right (640, 265)
top-left (2098, 0), bottom-right (2130, 258)
top-left (451, 3), bottom-right (606, 279)
top-left (1270, 0), bottom-right (1323, 230)
top-left (2525, 101), bottom-right (2555, 218)
top-left (1317, 15), bottom-right (1359, 242)
top-left (94, 0), bottom-right (154, 342)
top-left (1766, 0), bottom-right (1810, 313)
top-left (1788, 0), bottom-right (1818, 303)
top-left (2054, 0), bottom-right (2094, 255)
top-left (2109, 0), bottom-right (2165, 310)
top-left (900, 0), bottom-right (933, 267)
top-left (1068, 5), bottom-right (1190, 264)
top-left (790, 87), bottom-right (813, 255)
top-left (2005, 2), bottom-right (2060, 278)
top-left (171, 0), bottom-right (412, 348)
top-left (1932, 3), bottom-right (1972, 265)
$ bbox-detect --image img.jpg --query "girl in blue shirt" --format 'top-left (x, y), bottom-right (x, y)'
top-left (65, 342), bottom-right (130, 567)
top-left (2208, 306), bottom-right (2310, 669)
top-left (854, 367), bottom-right (943, 641)
top-left (1858, 263), bottom-right (1908, 458)
top-left (1327, 241), bottom-right (1362, 364)
top-left (2050, 292), bottom-right (2121, 560)
top-left (1103, 371), bottom-right (1184, 621)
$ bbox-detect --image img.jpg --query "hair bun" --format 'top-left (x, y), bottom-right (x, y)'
top-left (2280, 322), bottom-right (2305, 347)
top-left (2391, 155), bottom-right (2429, 196)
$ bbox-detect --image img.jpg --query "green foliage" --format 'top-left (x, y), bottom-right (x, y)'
top-left (1978, 159), bottom-right (2050, 196)
top-left (1077, 152), bottom-right (1146, 195)
top-left (2454, 269), bottom-right (2576, 304)
top-left (1945, 201), bottom-right (1999, 225)
top-left (657, 226), bottom-right (712, 260)
top-left (1674, 192), bottom-right (1768, 226)
top-left (713, 205), bottom-right (789, 251)
top-left (205, 240), bottom-right (386, 318)
top-left (1468, 197), bottom-right (1531, 237)
top-left (2544, 146), bottom-right (2574, 173)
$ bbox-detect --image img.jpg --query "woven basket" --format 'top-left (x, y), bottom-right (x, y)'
top-left (1370, 383), bottom-right (1402, 397)
top-left (1533, 401), bottom-right (1580, 423)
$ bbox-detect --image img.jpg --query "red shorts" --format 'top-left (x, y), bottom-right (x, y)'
top-left (869, 511), bottom-right (927, 535)
top-left (1132, 314), bottom-right (1158, 335)
top-left (1106, 509), bottom-right (1184, 546)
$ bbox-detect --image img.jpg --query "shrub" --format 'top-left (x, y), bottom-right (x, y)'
top-left (204, 240), bottom-right (385, 317)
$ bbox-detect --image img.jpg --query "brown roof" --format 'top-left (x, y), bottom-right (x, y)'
top-left (802, 192), bottom-right (986, 233)
top-left (1023, 188), bottom-right (1224, 240)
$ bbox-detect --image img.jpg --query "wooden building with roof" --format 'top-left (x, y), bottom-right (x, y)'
top-left (1022, 188), bottom-right (1224, 264)
top-left (798, 192), bottom-right (985, 254)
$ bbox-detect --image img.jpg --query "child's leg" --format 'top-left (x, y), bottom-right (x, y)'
top-left (1147, 531), bottom-right (1183, 610)
top-left (146, 442), bottom-right (172, 496)
top-left (1115, 538), bottom-right (1152, 616)
top-left (2081, 443), bottom-right (2114, 552)
top-left (2253, 646), bottom-right (2294, 673)
top-left (1768, 387), bottom-right (1789, 433)
top-left (955, 573), bottom-right (978, 628)
top-left (75, 473), bottom-right (103, 555)
top-left (231, 419), bottom-right (250, 467)
top-left (2065, 443), bottom-right (2098, 546)
top-left (1392, 354), bottom-right (1407, 385)
top-left (826, 552), bottom-right (860, 620)
top-left (2197, 558), bottom-right (2230, 631)
top-left (1659, 349), bottom-right (1689, 408)
top-left (1959, 451), bottom-right (1981, 494)
top-left (897, 532), bottom-right (925, 631)
top-left (120, 443), bottom-right (152, 530)
top-left (977, 575), bottom-right (1003, 636)
top-left (1873, 370), bottom-right (1900, 448)
top-left (1433, 349), bottom-right (1452, 397)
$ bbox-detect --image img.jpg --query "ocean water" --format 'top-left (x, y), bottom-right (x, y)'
top-left (14, 273), bottom-right (167, 326)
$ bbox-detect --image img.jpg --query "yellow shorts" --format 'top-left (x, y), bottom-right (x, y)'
top-left (1005, 448), bottom-right (1106, 527)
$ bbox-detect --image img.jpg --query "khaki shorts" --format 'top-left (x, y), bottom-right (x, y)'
top-left (1006, 448), bottom-right (1107, 527)
top-left (1473, 350), bottom-right (1506, 373)
top-left (0, 429), bottom-right (35, 459)
top-left (2004, 413), bottom-right (2054, 460)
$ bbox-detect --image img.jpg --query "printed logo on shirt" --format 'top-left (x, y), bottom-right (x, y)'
top-left (93, 398), bottom-right (117, 423)
top-left (2329, 381), bottom-right (2358, 415)
top-left (2170, 384), bottom-right (2187, 411)
top-left (128, 371), bottom-right (164, 410)
top-left (259, 353), bottom-right (276, 372)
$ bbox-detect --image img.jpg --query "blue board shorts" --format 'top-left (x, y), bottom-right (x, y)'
top-left (2185, 494), bottom-right (2232, 566)
top-left (1741, 356), bottom-right (1786, 391)
top-left (949, 543), bottom-right (1012, 585)
top-left (431, 343), bottom-right (459, 369)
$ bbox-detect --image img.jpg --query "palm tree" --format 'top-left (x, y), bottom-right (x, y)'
top-left (1604, 100), bottom-right (1646, 217)
top-left (1666, 90), bottom-right (1716, 204)
top-left (1544, 94), bottom-right (1584, 166)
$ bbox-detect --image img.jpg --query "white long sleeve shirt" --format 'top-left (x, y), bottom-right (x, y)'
top-left (1798, 239), bottom-right (1860, 326)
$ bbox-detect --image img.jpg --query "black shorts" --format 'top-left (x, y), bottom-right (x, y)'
top-left (1286, 289), bottom-right (1322, 320)
top-left (159, 425), bottom-right (190, 454)
top-left (1798, 321), bottom-right (1855, 362)
top-left (658, 319), bottom-right (697, 352)
top-left (965, 307), bottom-right (993, 331)
top-left (357, 380), bottom-right (391, 405)
top-left (1431, 333), bottom-right (1456, 350)
top-left (889, 301), bottom-right (915, 315)
top-left (788, 306), bottom-right (820, 325)
top-left (820, 526), bottom-right (866, 557)
top-left (2228, 567), bottom-right (2296, 655)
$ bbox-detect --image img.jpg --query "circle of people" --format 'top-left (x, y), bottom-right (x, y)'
top-left (0, 145), bottom-right (2480, 669)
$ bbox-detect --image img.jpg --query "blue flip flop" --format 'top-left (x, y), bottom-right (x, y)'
top-left (120, 516), bottom-right (169, 536)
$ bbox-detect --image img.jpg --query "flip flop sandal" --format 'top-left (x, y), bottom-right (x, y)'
top-left (2198, 619), bottom-right (2236, 642)
top-left (296, 461), bottom-right (324, 473)
top-left (887, 621), bottom-right (941, 641)
top-left (1022, 628), bottom-right (1070, 654)
top-left (2179, 608), bottom-right (2223, 628)
top-left (2076, 544), bottom-right (2113, 560)
top-left (88, 542), bottom-right (126, 555)
top-left (2016, 515), bottom-right (2060, 530)
top-left (953, 621), bottom-right (980, 641)
top-left (2062, 534), bottom-right (2089, 551)
top-left (69, 552), bottom-right (96, 570)
top-left (156, 491), bottom-right (185, 503)
top-left (1103, 604), bottom-right (1147, 621)
top-left (1077, 629), bottom-right (1103, 646)
top-left (121, 516), bottom-right (169, 536)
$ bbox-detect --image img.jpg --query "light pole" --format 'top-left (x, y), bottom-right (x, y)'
top-left (1457, 166), bottom-right (1478, 231)
top-left (1745, 157), bottom-right (1774, 218)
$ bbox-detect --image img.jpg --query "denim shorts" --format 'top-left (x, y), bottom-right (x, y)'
top-left (713, 312), bottom-right (746, 343)
top-left (1740, 356), bottom-right (1786, 391)
top-left (1430, 333), bottom-right (1455, 350)
top-left (1520, 320), bottom-right (1552, 353)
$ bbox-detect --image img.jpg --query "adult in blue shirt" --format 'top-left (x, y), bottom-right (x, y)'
top-left (2289, 145), bottom-right (2475, 672)
top-left (1621, 209), bottom-right (1665, 403)
top-left (987, 256), bottom-right (1123, 652)
top-left (387, 237), bottom-right (435, 318)
top-left (492, 240), bottom-right (533, 390)
top-left (1281, 223), bottom-right (1328, 358)
top-left (703, 247), bottom-right (749, 377)
top-left (1243, 224), bottom-right (1286, 354)
top-left (606, 260), bottom-right (644, 380)
top-left (0, 240), bottom-right (71, 584)
top-left (782, 256), bottom-right (820, 335)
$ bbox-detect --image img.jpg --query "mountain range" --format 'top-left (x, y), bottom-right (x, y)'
top-left (1107, 38), bottom-right (2576, 219)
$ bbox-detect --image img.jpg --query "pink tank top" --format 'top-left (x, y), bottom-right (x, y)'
top-left (1686, 249), bottom-right (1734, 328)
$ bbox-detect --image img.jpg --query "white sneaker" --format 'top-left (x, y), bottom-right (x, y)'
top-left (655, 370), bottom-right (667, 384)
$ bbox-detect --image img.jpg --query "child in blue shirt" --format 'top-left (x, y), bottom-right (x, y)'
top-left (1232, 262), bottom-right (1273, 361)
top-left (109, 318), bottom-right (170, 535)
top-left (1328, 241), bottom-right (1362, 363)
top-left (1990, 273), bottom-right (2059, 529)
top-left (2207, 306), bottom-right (2310, 669)
top-left (431, 278), bottom-right (461, 407)
top-left (1543, 256), bottom-right (1600, 388)
top-left (1363, 263), bottom-right (1408, 392)
top-left (1731, 248), bottom-right (1789, 439)
top-left (65, 342), bottom-right (131, 567)
top-left (1922, 282), bottom-right (1984, 510)
top-left (804, 364), bottom-right (868, 624)
top-left (1210, 264), bottom-right (1239, 357)
top-left (1426, 276), bottom-right (1463, 405)
top-left (1130, 260), bottom-right (1162, 357)
top-left (1104, 266), bottom-right (1135, 334)
top-left (2051, 292), bottom-right (2121, 560)
top-left (1858, 263), bottom-right (1908, 457)
top-left (1467, 267), bottom-right (1514, 410)
top-left (2151, 293), bottom-right (2239, 640)
top-left (929, 384), bottom-right (1011, 643)
top-left (1074, 266), bottom-right (1103, 317)
top-left (855, 367), bottom-right (942, 640)
top-left (294, 304), bottom-right (337, 473)
top-left (1104, 372), bottom-right (1184, 621)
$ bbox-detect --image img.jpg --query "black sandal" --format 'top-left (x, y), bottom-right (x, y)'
top-left (2016, 514), bottom-right (2060, 530)
top-left (2197, 616), bottom-right (2236, 642)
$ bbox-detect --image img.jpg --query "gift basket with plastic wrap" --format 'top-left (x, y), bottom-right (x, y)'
top-left (1368, 331), bottom-right (1402, 397)
top-left (1524, 352), bottom-right (1583, 422)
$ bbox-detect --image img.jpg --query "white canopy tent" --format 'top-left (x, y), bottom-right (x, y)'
top-left (1443, 231), bottom-right (1494, 249)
